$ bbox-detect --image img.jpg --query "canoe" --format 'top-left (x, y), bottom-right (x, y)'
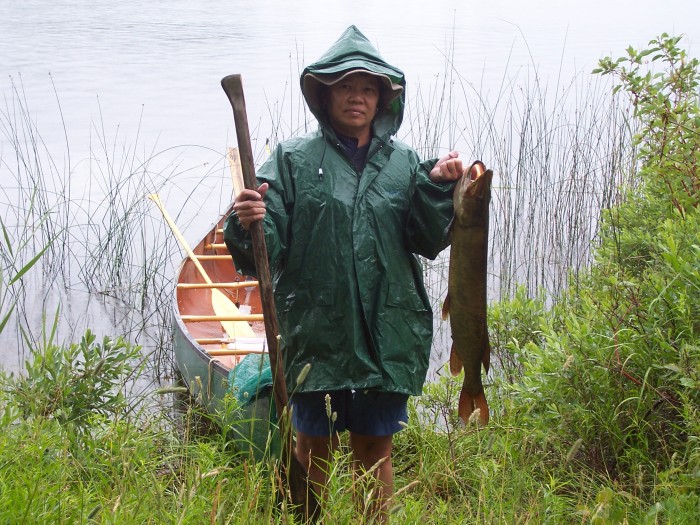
top-left (172, 202), bottom-right (276, 458)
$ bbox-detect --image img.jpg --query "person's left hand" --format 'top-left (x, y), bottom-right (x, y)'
top-left (429, 150), bottom-right (463, 183)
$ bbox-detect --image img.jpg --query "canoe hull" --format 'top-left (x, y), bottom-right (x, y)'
top-left (172, 206), bottom-right (277, 459)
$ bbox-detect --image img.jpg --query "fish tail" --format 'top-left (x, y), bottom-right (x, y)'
top-left (474, 392), bottom-right (490, 425)
top-left (441, 293), bottom-right (450, 321)
top-left (458, 389), bottom-right (490, 426)
top-left (449, 344), bottom-right (463, 376)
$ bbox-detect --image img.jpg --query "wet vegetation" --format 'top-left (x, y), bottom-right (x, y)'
top-left (1, 34), bottom-right (698, 522)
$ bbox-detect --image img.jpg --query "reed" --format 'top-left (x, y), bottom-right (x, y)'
top-left (402, 66), bottom-right (637, 376)
top-left (0, 80), bottom-right (240, 376)
top-left (410, 62), bottom-right (637, 299)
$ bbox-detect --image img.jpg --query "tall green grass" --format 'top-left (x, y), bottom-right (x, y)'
top-left (3, 342), bottom-right (689, 524)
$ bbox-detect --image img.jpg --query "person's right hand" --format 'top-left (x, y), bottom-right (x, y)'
top-left (429, 150), bottom-right (463, 183)
top-left (233, 183), bottom-right (268, 230)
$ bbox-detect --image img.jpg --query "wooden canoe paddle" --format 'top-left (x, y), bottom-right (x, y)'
top-left (221, 74), bottom-right (318, 522)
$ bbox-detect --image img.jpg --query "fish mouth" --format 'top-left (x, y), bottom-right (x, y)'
top-left (456, 163), bottom-right (493, 199)
top-left (467, 160), bottom-right (487, 181)
top-left (465, 168), bottom-right (493, 198)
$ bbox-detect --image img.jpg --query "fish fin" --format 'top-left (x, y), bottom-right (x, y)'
top-left (444, 216), bottom-right (455, 240)
top-left (441, 293), bottom-right (450, 321)
top-left (474, 392), bottom-right (490, 425)
top-left (458, 390), bottom-right (490, 426)
top-left (449, 345), bottom-right (463, 376)
top-left (482, 342), bottom-right (491, 374)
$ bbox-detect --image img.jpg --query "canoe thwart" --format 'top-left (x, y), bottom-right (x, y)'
top-left (177, 281), bottom-right (259, 290)
top-left (196, 254), bottom-right (235, 261)
top-left (208, 348), bottom-right (267, 356)
top-left (181, 313), bottom-right (264, 322)
top-left (195, 336), bottom-right (266, 346)
top-left (196, 336), bottom-right (267, 355)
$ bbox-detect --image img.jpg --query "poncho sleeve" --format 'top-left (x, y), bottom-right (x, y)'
top-left (403, 157), bottom-right (456, 259)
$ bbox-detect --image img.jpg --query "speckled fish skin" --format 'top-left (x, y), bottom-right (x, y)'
top-left (442, 161), bottom-right (492, 425)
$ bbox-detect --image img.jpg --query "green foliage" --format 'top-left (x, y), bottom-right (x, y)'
top-left (0, 206), bottom-right (55, 336)
top-left (0, 348), bottom-right (283, 524)
top-left (500, 34), bottom-right (700, 519)
top-left (594, 33), bottom-right (700, 271)
top-left (488, 285), bottom-right (549, 383)
top-left (392, 383), bottom-right (612, 523)
top-left (7, 329), bottom-right (142, 440)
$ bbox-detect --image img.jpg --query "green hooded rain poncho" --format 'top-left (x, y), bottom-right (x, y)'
top-left (224, 25), bottom-right (456, 396)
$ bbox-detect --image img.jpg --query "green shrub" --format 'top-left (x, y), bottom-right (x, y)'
top-left (502, 35), bottom-right (700, 518)
top-left (594, 33), bottom-right (700, 272)
top-left (488, 284), bottom-right (549, 383)
top-left (7, 329), bottom-right (142, 440)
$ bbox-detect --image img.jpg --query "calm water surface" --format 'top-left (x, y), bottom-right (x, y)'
top-left (3, 0), bottom-right (698, 166)
top-left (1, 0), bottom-right (698, 372)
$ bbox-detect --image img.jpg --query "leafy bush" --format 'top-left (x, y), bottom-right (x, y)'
top-left (6, 329), bottom-right (142, 439)
top-left (488, 284), bottom-right (549, 383)
top-left (594, 34), bottom-right (700, 272)
top-left (501, 34), bottom-right (700, 519)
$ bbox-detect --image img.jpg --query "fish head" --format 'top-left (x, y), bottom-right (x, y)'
top-left (453, 161), bottom-right (493, 226)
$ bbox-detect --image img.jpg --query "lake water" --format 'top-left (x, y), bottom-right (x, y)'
top-left (1, 0), bottom-right (699, 374)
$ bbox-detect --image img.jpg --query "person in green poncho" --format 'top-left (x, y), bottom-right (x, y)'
top-left (225, 25), bottom-right (466, 519)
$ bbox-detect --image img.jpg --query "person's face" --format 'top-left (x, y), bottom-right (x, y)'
top-left (326, 73), bottom-right (381, 141)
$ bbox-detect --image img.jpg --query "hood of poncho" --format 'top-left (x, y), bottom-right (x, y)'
top-left (300, 25), bottom-right (406, 139)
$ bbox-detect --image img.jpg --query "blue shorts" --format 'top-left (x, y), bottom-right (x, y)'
top-left (289, 390), bottom-right (409, 437)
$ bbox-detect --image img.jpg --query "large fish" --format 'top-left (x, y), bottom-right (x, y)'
top-left (442, 161), bottom-right (493, 425)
